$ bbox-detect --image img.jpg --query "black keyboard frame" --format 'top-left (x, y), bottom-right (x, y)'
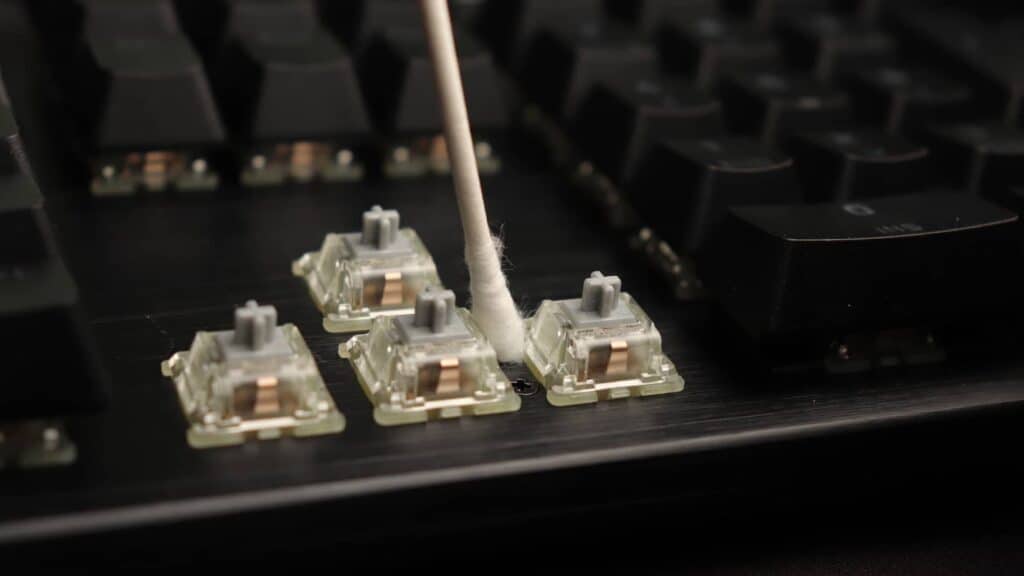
top-left (3, 0), bottom-right (1024, 560)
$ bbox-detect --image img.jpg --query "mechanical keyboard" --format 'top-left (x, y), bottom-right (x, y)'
top-left (2, 0), bottom-right (1024, 564)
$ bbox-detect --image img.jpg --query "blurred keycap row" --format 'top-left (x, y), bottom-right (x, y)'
top-left (57, 2), bottom-right (497, 141)
top-left (486, 0), bottom-right (1024, 359)
top-left (491, 0), bottom-right (1024, 257)
top-left (1, 71), bottom-right (106, 418)
top-left (8, 0), bottom-right (1024, 197)
top-left (22, 0), bottom-right (508, 191)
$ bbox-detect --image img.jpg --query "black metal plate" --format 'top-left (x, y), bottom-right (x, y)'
top-left (2, 156), bottom-right (1023, 545)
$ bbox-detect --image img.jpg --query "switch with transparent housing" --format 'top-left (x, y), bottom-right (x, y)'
top-left (161, 301), bottom-right (345, 448)
top-left (341, 287), bottom-right (521, 425)
top-left (524, 272), bottom-right (684, 406)
top-left (0, 422), bottom-right (76, 469)
top-left (293, 205), bottom-right (444, 333)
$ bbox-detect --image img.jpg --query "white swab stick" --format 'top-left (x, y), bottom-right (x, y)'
top-left (419, 0), bottom-right (525, 362)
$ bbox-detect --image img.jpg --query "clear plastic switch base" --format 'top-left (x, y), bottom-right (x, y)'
top-left (293, 206), bottom-right (444, 333)
top-left (524, 272), bottom-right (684, 406)
top-left (161, 301), bottom-right (345, 448)
top-left (341, 287), bottom-right (521, 426)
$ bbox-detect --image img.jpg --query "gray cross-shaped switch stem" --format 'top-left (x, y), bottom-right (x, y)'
top-left (580, 271), bottom-right (622, 318)
top-left (232, 300), bottom-right (278, 351)
top-left (413, 287), bottom-right (457, 334)
top-left (361, 205), bottom-right (400, 249)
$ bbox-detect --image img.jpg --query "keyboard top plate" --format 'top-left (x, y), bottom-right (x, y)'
top-left (2, 163), bottom-right (1023, 544)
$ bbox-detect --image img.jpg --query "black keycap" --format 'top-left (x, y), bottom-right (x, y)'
top-left (216, 30), bottom-right (370, 143)
top-left (791, 130), bottom-right (934, 202)
top-left (80, 0), bottom-right (181, 38)
top-left (1, 87), bottom-right (22, 175)
top-left (847, 66), bottom-right (975, 135)
top-left (178, 0), bottom-right (320, 55)
top-left (780, 13), bottom-right (895, 80)
top-left (606, 0), bottom-right (720, 33)
top-left (628, 138), bottom-right (801, 254)
top-left (0, 258), bottom-right (108, 418)
top-left (174, 0), bottom-right (226, 54)
top-left (658, 17), bottom-right (782, 90)
top-left (223, 0), bottom-right (319, 37)
top-left (320, 0), bottom-right (420, 52)
top-left (705, 193), bottom-right (1020, 340)
top-left (450, 0), bottom-right (485, 26)
top-left (0, 3), bottom-right (37, 66)
top-left (893, 9), bottom-right (1023, 126)
top-left (360, 28), bottom-right (506, 135)
top-left (0, 2), bottom-right (51, 169)
top-left (720, 72), bottom-right (852, 144)
top-left (0, 90), bottom-right (107, 416)
top-left (847, 0), bottom-right (883, 22)
top-left (573, 78), bottom-right (724, 182)
top-left (478, 0), bottom-right (603, 65)
top-left (74, 34), bottom-right (225, 150)
top-left (519, 23), bottom-right (658, 119)
top-left (2, 78), bottom-right (46, 265)
top-left (0, 174), bottom-right (48, 267)
top-left (925, 124), bottom-right (1024, 197)
top-left (722, 0), bottom-right (837, 28)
